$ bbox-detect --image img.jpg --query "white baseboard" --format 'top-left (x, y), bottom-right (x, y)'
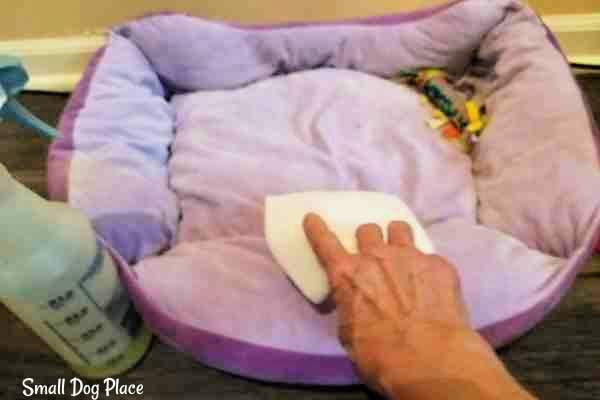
top-left (542, 13), bottom-right (600, 70)
top-left (0, 35), bottom-right (106, 92)
top-left (0, 13), bottom-right (598, 93)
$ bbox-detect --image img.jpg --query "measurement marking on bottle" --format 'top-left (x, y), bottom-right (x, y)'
top-left (47, 290), bottom-right (74, 310)
top-left (40, 241), bottom-right (142, 366)
top-left (78, 242), bottom-right (105, 312)
top-left (44, 320), bottom-right (91, 365)
top-left (81, 323), bottom-right (103, 341)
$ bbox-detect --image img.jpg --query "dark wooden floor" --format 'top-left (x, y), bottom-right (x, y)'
top-left (1, 75), bottom-right (600, 399)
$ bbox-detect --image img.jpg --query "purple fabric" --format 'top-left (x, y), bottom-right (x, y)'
top-left (104, 241), bottom-right (358, 384)
top-left (541, 21), bottom-right (600, 163)
top-left (50, 33), bottom-right (180, 263)
top-left (119, 0), bottom-right (506, 91)
top-left (48, 0), bottom-right (600, 386)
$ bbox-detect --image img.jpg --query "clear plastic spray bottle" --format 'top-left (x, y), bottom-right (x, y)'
top-left (0, 164), bottom-right (152, 378)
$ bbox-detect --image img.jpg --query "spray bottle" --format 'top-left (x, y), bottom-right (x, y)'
top-left (0, 56), bottom-right (152, 378)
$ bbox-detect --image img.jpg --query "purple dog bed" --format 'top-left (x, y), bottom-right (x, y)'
top-left (48, 0), bottom-right (600, 385)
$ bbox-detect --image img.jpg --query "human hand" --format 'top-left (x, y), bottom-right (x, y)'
top-left (303, 213), bottom-right (535, 399)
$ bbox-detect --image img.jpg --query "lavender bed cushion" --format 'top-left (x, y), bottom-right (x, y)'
top-left (48, 0), bottom-right (600, 385)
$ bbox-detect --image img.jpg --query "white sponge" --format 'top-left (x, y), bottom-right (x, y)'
top-left (265, 191), bottom-right (434, 304)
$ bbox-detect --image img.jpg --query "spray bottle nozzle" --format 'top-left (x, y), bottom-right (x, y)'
top-left (0, 55), bottom-right (59, 138)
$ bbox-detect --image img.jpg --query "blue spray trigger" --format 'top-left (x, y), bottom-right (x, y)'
top-left (0, 55), bottom-right (59, 138)
top-left (0, 55), bottom-right (28, 97)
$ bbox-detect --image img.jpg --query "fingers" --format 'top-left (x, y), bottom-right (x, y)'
top-left (388, 221), bottom-right (414, 247)
top-left (303, 213), bottom-right (349, 270)
top-left (357, 224), bottom-right (384, 255)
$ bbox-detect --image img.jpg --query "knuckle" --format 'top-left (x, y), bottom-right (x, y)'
top-left (428, 255), bottom-right (460, 282)
top-left (442, 267), bottom-right (461, 287)
top-left (362, 253), bottom-right (382, 265)
top-left (312, 241), bottom-right (328, 257)
top-left (368, 245), bottom-right (394, 259)
top-left (427, 254), bottom-right (449, 266)
top-left (330, 263), bottom-right (353, 283)
top-left (314, 240), bottom-right (339, 260)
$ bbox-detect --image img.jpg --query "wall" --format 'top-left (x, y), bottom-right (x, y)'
top-left (1, 0), bottom-right (597, 91)
top-left (2, 0), bottom-right (599, 40)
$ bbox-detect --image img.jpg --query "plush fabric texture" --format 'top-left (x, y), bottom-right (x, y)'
top-left (48, 0), bottom-right (600, 385)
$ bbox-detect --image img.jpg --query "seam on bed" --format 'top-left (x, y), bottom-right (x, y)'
top-left (48, 45), bottom-right (107, 202)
